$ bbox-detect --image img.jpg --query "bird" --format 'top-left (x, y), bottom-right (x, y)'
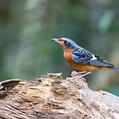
top-left (52, 38), bottom-right (119, 77)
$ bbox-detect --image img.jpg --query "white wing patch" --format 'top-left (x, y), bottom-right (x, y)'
top-left (90, 54), bottom-right (97, 61)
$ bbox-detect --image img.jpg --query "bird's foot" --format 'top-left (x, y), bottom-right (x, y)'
top-left (71, 71), bottom-right (92, 79)
top-left (80, 71), bottom-right (92, 77)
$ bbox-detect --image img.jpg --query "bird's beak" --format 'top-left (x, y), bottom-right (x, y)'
top-left (52, 38), bottom-right (60, 43)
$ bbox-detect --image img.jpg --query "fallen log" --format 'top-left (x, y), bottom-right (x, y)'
top-left (0, 72), bottom-right (119, 119)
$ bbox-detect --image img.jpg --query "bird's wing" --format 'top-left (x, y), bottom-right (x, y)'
top-left (72, 48), bottom-right (114, 68)
top-left (72, 48), bottom-right (93, 64)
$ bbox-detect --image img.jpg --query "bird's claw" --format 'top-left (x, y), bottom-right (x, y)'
top-left (71, 71), bottom-right (92, 79)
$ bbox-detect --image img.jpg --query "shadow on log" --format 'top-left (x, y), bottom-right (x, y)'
top-left (0, 72), bottom-right (119, 119)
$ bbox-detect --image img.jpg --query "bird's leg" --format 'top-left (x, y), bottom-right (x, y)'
top-left (80, 71), bottom-right (92, 77)
top-left (77, 71), bottom-right (87, 74)
top-left (71, 71), bottom-right (91, 77)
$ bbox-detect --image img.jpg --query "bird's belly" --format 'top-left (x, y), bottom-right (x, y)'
top-left (64, 52), bottom-right (104, 71)
top-left (67, 60), bottom-right (104, 71)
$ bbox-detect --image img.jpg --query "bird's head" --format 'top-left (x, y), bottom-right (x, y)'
top-left (52, 38), bottom-right (79, 50)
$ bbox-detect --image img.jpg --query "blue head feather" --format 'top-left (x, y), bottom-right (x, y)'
top-left (60, 38), bottom-right (80, 49)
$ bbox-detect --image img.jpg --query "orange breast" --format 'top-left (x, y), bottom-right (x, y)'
top-left (64, 50), bottom-right (105, 71)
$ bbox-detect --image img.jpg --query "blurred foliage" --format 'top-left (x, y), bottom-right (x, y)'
top-left (0, 0), bottom-right (119, 95)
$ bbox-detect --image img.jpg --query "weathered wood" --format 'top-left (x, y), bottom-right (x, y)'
top-left (0, 72), bottom-right (119, 119)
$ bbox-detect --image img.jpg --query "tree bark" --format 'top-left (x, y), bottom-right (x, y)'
top-left (0, 72), bottom-right (119, 119)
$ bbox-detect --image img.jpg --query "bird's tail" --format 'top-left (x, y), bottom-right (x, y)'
top-left (112, 67), bottom-right (119, 72)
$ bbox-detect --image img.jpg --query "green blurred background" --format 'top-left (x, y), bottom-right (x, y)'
top-left (0, 0), bottom-right (119, 95)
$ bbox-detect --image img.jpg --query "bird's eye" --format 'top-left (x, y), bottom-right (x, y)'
top-left (64, 40), bottom-right (67, 44)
